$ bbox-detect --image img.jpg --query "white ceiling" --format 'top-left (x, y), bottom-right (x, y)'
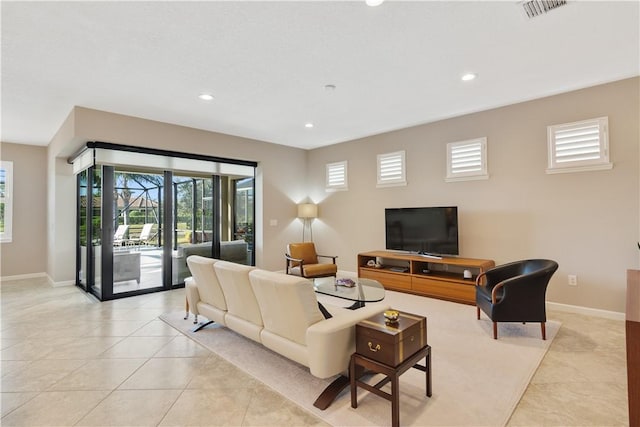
top-left (2, 1), bottom-right (638, 150)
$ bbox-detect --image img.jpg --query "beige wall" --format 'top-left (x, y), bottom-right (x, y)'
top-left (6, 78), bottom-right (638, 313)
top-left (306, 77), bottom-right (640, 313)
top-left (45, 107), bottom-right (308, 282)
top-left (0, 142), bottom-right (47, 277)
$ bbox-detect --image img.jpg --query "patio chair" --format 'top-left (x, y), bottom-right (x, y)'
top-left (114, 224), bottom-right (129, 246)
top-left (130, 223), bottom-right (155, 247)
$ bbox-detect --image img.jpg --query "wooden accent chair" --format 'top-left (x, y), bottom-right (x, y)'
top-left (475, 259), bottom-right (558, 340)
top-left (285, 242), bottom-right (338, 278)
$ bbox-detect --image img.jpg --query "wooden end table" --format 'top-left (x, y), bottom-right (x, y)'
top-left (350, 311), bottom-right (432, 427)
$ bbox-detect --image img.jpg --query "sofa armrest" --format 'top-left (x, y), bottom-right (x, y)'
top-left (306, 304), bottom-right (389, 378)
top-left (185, 277), bottom-right (201, 316)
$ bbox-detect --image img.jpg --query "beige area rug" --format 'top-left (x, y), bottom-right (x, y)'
top-left (160, 290), bottom-right (560, 427)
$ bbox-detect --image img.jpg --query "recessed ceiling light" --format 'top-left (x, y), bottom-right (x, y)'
top-left (461, 73), bottom-right (477, 82)
top-left (305, 123), bottom-right (314, 128)
top-left (324, 84), bottom-right (336, 91)
top-left (366, 0), bottom-right (384, 6)
top-left (198, 93), bottom-right (214, 101)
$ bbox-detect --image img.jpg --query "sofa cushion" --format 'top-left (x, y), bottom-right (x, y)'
top-left (186, 256), bottom-right (226, 311)
top-left (249, 270), bottom-right (324, 346)
top-left (214, 261), bottom-right (261, 326)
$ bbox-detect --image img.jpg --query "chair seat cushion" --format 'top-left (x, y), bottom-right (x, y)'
top-left (476, 284), bottom-right (504, 303)
top-left (303, 263), bottom-right (337, 277)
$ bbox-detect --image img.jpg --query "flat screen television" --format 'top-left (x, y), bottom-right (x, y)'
top-left (385, 207), bottom-right (459, 256)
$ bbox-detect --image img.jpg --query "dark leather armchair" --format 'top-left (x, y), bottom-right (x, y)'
top-left (285, 242), bottom-right (338, 278)
top-left (476, 259), bottom-right (558, 340)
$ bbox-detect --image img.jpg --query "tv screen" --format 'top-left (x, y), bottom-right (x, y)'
top-left (385, 207), bottom-right (459, 256)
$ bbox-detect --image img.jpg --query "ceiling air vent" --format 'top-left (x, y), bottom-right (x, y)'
top-left (521, 0), bottom-right (567, 19)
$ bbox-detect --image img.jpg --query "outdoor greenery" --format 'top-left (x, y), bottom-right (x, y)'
top-left (78, 168), bottom-right (254, 247)
top-left (115, 172), bottom-right (163, 227)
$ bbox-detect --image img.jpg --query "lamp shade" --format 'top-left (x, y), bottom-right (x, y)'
top-left (297, 203), bottom-right (318, 219)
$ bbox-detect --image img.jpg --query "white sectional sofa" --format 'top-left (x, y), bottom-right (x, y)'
top-left (184, 255), bottom-right (388, 382)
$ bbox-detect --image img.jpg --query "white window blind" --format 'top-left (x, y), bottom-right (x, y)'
top-left (326, 161), bottom-right (348, 191)
top-left (446, 137), bottom-right (488, 182)
top-left (547, 117), bottom-right (612, 174)
top-left (0, 161), bottom-right (14, 243)
top-left (377, 151), bottom-right (406, 187)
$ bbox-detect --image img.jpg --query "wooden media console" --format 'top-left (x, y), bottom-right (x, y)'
top-left (358, 251), bottom-right (495, 305)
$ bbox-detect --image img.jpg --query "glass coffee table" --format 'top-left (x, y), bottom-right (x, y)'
top-left (313, 277), bottom-right (385, 309)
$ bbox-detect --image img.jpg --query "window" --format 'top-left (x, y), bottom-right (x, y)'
top-left (0, 161), bottom-right (13, 243)
top-left (446, 137), bottom-right (488, 182)
top-left (326, 161), bottom-right (348, 191)
top-left (546, 117), bottom-right (612, 174)
top-left (377, 150), bottom-right (406, 187)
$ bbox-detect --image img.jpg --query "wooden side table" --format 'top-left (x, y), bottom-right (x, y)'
top-left (350, 311), bottom-right (432, 427)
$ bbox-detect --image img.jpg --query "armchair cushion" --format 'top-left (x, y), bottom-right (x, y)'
top-left (288, 242), bottom-right (319, 265)
top-left (301, 263), bottom-right (338, 278)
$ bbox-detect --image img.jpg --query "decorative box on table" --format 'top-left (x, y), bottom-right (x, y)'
top-left (355, 310), bottom-right (427, 367)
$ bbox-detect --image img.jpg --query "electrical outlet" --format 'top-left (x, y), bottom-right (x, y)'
top-left (568, 274), bottom-right (577, 286)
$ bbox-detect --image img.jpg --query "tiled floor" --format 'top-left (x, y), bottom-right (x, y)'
top-left (508, 310), bottom-right (629, 426)
top-left (0, 276), bottom-right (629, 426)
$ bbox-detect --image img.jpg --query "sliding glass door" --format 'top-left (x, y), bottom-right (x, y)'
top-left (73, 142), bottom-right (256, 301)
top-left (172, 174), bottom-right (215, 285)
top-left (112, 169), bottom-right (165, 296)
top-left (233, 177), bottom-right (254, 265)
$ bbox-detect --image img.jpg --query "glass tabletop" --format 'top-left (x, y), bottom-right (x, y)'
top-left (313, 277), bottom-right (386, 303)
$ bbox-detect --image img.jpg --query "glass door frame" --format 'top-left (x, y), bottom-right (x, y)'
top-left (73, 142), bottom-right (257, 301)
top-left (75, 168), bottom-right (93, 293)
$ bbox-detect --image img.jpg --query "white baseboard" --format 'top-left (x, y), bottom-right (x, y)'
top-left (0, 272), bottom-right (48, 282)
top-left (344, 270), bottom-right (625, 320)
top-left (317, 271), bottom-right (626, 320)
top-left (0, 272), bottom-right (75, 288)
top-left (546, 301), bottom-right (625, 321)
top-left (49, 278), bottom-right (75, 288)
top-left (45, 274), bottom-right (75, 287)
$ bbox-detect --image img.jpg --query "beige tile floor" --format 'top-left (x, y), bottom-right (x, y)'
top-left (1, 276), bottom-right (629, 426)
